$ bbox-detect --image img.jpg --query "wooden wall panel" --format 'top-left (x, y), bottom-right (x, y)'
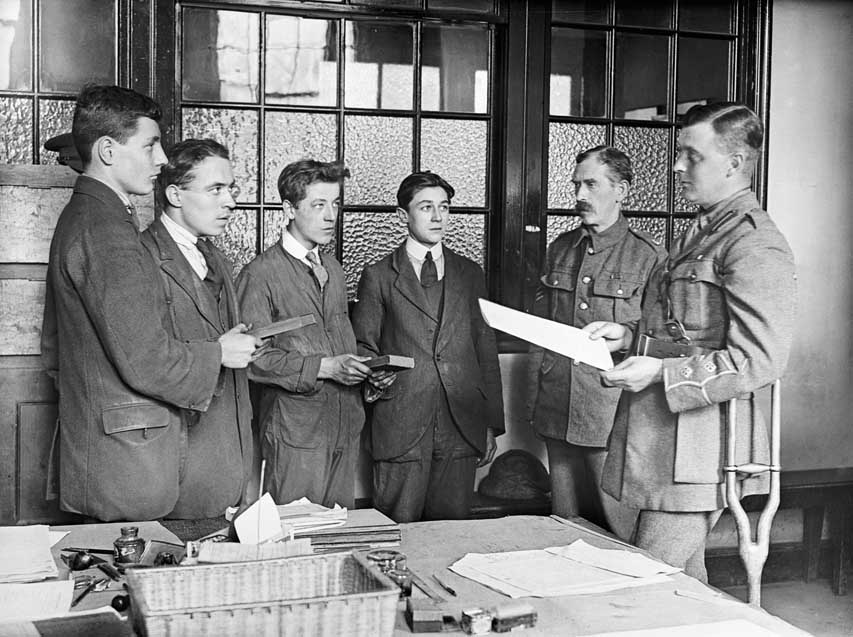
top-left (0, 186), bottom-right (70, 263)
top-left (0, 280), bottom-right (46, 356)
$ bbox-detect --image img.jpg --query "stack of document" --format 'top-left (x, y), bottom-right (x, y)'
top-left (0, 525), bottom-right (59, 583)
top-left (277, 498), bottom-right (348, 537)
top-left (299, 508), bottom-right (401, 552)
top-left (450, 539), bottom-right (679, 598)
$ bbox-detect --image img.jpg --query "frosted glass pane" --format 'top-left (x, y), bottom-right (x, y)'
top-left (0, 96), bottom-right (33, 163)
top-left (615, 33), bottom-right (669, 121)
top-left (677, 37), bottom-right (730, 109)
top-left (263, 209), bottom-right (286, 251)
top-left (0, 0), bottom-right (32, 90)
top-left (443, 213), bottom-right (486, 269)
top-left (673, 216), bottom-right (696, 241)
top-left (626, 215), bottom-right (666, 246)
top-left (183, 108), bottom-right (259, 204)
top-left (550, 28), bottom-right (606, 117)
top-left (265, 15), bottom-right (337, 107)
top-left (547, 122), bottom-right (607, 210)
top-left (343, 212), bottom-right (408, 298)
top-left (40, 0), bottom-right (115, 93)
top-left (546, 215), bottom-right (582, 248)
top-left (421, 118), bottom-right (487, 208)
top-left (264, 112), bottom-right (337, 203)
top-left (613, 126), bottom-right (668, 212)
top-left (345, 115), bottom-right (412, 206)
top-left (211, 209), bottom-right (257, 277)
top-left (345, 21), bottom-right (413, 110)
top-left (183, 8), bottom-right (259, 103)
top-left (38, 99), bottom-right (74, 165)
top-left (422, 24), bottom-right (489, 114)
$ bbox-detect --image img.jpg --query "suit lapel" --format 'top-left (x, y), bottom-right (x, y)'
top-left (392, 244), bottom-right (437, 321)
top-left (438, 247), bottom-right (463, 337)
top-left (150, 220), bottom-right (223, 332)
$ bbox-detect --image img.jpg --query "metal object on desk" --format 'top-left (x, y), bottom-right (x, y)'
top-left (71, 577), bottom-right (109, 607)
top-left (724, 379), bottom-right (782, 607)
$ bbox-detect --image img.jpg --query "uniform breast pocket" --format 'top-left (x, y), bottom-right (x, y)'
top-left (539, 270), bottom-right (576, 320)
top-left (668, 259), bottom-right (726, 330)
top-left (592, 272), bottom-right (643, 324)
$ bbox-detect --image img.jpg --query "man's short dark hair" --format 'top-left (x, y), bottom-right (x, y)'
top-left (155, 139), bottom-right (230, 212)
top-left (72, 84), bottom-right (162, 165)
top-left (575, 145), bottom-right (633, 185)
top-left (682, 101), bottom-right (763, 164)
top-left (396, 171), bottom-right (455, 211)
top-left (277, 159), bottom-right (350, 207)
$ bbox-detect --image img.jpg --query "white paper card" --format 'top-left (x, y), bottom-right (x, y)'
top-left (234, 493), bottom-right (283, 544)
top-left (479, 299), bottom-right (614, 370)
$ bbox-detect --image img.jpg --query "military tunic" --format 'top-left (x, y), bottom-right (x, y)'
top-left (531, 215), bottom-right (664, 446)
top-left (602, 189), bottom-right (797, 511)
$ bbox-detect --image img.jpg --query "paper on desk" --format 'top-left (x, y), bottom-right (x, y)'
top-left (581, 619), bottom-right (781, 637)
top-left (277, 497), bottom-right (348, 536)
top-left (546, 540), bottom-right (681, 578)
top-left (234, 493), bottom-right (284, 544)
top-left (0, 581), bottom-right (73, 621)
top-left (479, 299), bottom-right (614, 370)
top-left (450, 548), bottom-right (671, 598)
top-left (0, 526), bottom-right (58, 583)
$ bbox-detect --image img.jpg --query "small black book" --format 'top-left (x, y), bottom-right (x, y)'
top-left (364, 355), bottom-right (415, 372)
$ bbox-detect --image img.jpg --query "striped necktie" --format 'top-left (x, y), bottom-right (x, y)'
top-left (306, 251), bottom-right (328, 290)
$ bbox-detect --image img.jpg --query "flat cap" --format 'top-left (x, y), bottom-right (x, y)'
top-left (44, 132), bottom-right (83, 173)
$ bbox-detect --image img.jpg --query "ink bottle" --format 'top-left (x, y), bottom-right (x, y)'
top-left (113, 526), bottom-right (145, 563)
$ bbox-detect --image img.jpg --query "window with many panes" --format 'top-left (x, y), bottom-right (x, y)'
top-left (545, 0), bottom-right (747, 251)
top-left (0, 0), bottom-right (118, 165)
top-left (176, 0), bottom-right (502, 296)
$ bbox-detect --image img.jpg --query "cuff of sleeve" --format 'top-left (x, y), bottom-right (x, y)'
top-left (298, 353), bottom-right (324, 393)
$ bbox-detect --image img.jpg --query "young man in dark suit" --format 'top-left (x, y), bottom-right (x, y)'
top-left (41, 86), bottom-right (259, 521)
top-left (237, 160), bottom-right (369, 509)
top-left (352, 171), bottom-right (505, 523)
top-left (140, 139), bottom-right (256, 518)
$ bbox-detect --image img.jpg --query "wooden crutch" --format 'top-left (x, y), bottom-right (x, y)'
top-left (723, 379), bottom-right (781, 607)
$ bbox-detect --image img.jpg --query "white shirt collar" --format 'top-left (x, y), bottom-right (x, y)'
top-left (405, 236), bottom-right (443, 262)
top-left (281, 229), bottom-right (320, 263)
top-left (160, 211), bottom-right (199, 247)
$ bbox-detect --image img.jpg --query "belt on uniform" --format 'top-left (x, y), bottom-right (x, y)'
top-left (635, 333), bottom-right (709, 359)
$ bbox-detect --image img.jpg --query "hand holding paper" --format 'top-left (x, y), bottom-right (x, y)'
top-left (479, 299), bottom-right (613, 370)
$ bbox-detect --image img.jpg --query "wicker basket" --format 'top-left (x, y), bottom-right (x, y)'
top-left (126, 551), bottom-right (399, 637)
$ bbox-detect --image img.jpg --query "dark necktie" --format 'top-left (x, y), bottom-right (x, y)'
top-left (421, 252), bottom-right (438, 288)
top-left (196, 239), bottom-right (224, 288)
top-left (306, 251), bottom-right (328, 290)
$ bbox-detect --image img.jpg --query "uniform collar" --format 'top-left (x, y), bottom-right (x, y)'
top-left (571, 214), bottom-right (629, 251)
top-left (83, 173), bottom-right (134, 209)
top-left (697, 187), bottom-right (757, 229)
top-left (281, 229), bottom-right (320, 263)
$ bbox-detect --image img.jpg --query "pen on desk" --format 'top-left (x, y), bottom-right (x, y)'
top-left (71, 577), bottom-right (107, 608)
top-left (432, 573), bottom-right (457, 597)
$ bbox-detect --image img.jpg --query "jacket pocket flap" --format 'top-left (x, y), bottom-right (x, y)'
top-left (593, 273), bottom-right (642, 298)
top-left (540, 271), bottom-right (576, 292)
top-left (103, 403), bottom-right (170, 435)
top-left (670, 259), bottom-right (722, 285)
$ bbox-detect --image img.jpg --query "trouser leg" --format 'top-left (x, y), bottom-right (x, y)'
top-left (373, 431), bottom-right (432, 523)
top-left (545, 439), bottom-right (587, 519)
top-left (586, 448), bottom-right (639, 542)
top-left (634, 509), bottom-right (723, 582)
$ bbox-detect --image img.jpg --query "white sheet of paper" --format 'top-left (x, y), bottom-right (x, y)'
top-left (234, 493), bottom-right (283, 544)
top-left (546, 540), bottom-right (681, 578)
top-left (0, 581), bottom-right (73, 621)
top-left (479, 299), bottom-right (614, 370)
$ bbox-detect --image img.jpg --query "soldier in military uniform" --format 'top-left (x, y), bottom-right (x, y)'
top-left (530, 146), bottom-right (664, 539)
top-left (586, 103), bottom-right (796, 582)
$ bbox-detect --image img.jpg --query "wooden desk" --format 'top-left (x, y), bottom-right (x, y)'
top-left (393, 515), bottom-right (812, 636)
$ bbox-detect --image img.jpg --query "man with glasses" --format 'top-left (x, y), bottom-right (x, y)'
top-left (41, 86), bottom-right (259, 522)
top-left (586, 103), bottom-right (796, 581)
top-left (141, 138), bottom-right (260, 518)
